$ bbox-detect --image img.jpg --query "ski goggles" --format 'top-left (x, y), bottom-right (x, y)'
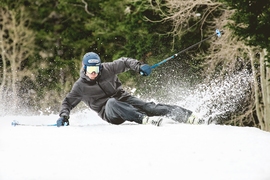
top-left (86, 65), bottom-right (100, 74)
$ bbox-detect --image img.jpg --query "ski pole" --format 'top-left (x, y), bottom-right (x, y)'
top-left (11, 120), bottom-right (92, 127)
top-left (151, 29), bottom-right (222, 69)
top-left (11, 120), bottom-right (57, 127)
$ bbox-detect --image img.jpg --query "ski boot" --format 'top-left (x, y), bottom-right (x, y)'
top-left (142, 116), bottom-right (163, 126)
top-left (186, 113), bottom-right (206, 124)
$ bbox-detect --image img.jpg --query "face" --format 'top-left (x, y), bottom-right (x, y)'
top-left (86, 71), bottom-right (98, 80)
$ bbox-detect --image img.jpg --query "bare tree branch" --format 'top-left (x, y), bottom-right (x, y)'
top-left (0, 6), bottom-right (35, 113)
top-left (81, 0), bottom-right (94, 16)
top-left (148, 0), bottom-right (270, 130)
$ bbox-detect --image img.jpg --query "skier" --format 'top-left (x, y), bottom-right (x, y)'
top-left (57, 52), bottom-right (204, 127)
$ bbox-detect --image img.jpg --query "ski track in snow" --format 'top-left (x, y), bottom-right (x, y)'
top-left (1, 111), bottom-right (270, 180)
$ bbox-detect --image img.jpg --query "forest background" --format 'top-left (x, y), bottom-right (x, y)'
top-left (0, 0), bottom-right (269, 131)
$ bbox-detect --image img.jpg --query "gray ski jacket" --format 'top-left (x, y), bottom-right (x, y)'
top-left (59, 57), bottom-right (142, 121)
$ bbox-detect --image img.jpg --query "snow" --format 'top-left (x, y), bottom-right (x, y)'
top-left (1, 110), bottom-right (270, 180)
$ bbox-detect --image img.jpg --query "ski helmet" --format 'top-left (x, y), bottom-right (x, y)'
top-left (82, 52), bottom-right (102, 73)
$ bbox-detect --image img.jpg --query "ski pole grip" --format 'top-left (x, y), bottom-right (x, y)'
top-left (11, 120), bottom-right (18, 127)
top-left (216, 29), bottom-right (221, 37)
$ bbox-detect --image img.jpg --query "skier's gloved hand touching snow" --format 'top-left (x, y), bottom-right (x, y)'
top-left (140, 64), bottom-right (152, 76)
top-left (56, 114), bottom-right (69, 127)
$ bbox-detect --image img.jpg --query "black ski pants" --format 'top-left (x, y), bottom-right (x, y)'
top-left (104, 96), bottom-right (192, 125)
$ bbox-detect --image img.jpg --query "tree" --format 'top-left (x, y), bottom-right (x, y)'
top-left (219, 0), bottom-right (270, 131)
top-left (0, 0), bottom-right (176, 113)
top-left (0, 6), bottom-right (35, 114)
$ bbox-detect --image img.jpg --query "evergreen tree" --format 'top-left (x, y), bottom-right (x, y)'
top-left (220, 0), bottom-right (270, 57)
top-left (1, 0), bottom-right (175, 113)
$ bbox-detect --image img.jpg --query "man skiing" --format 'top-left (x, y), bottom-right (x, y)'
top-left (57, 52), bottom-right (204, 127)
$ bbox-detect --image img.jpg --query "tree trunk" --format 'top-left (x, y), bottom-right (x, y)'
top-left (250, 47), bottom-right (270, 131)
top-left (260, 49), bottom-right (270, 131)
top-left (0, 30), bottom-right (7, 102)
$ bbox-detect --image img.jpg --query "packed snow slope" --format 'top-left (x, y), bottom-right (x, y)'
top-left (1, 110), bottom-right (270, 180)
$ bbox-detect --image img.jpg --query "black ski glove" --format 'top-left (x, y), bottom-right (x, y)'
top-left (56, 114), bottom-right (69, 127)
top-left (139, 64), bottom-right (152, 76)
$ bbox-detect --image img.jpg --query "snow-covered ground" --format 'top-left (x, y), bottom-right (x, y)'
top-left (1, 110), bottom-right (270, 180)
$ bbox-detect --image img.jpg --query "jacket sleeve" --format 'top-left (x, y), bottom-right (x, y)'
top-left (108, 57), bottom-right (142, 74)
top-left (59, 82), bottom-right (82, 117)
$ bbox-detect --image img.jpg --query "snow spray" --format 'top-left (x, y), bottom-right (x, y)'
top-left (168, 69), bottom-right (253, 122)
